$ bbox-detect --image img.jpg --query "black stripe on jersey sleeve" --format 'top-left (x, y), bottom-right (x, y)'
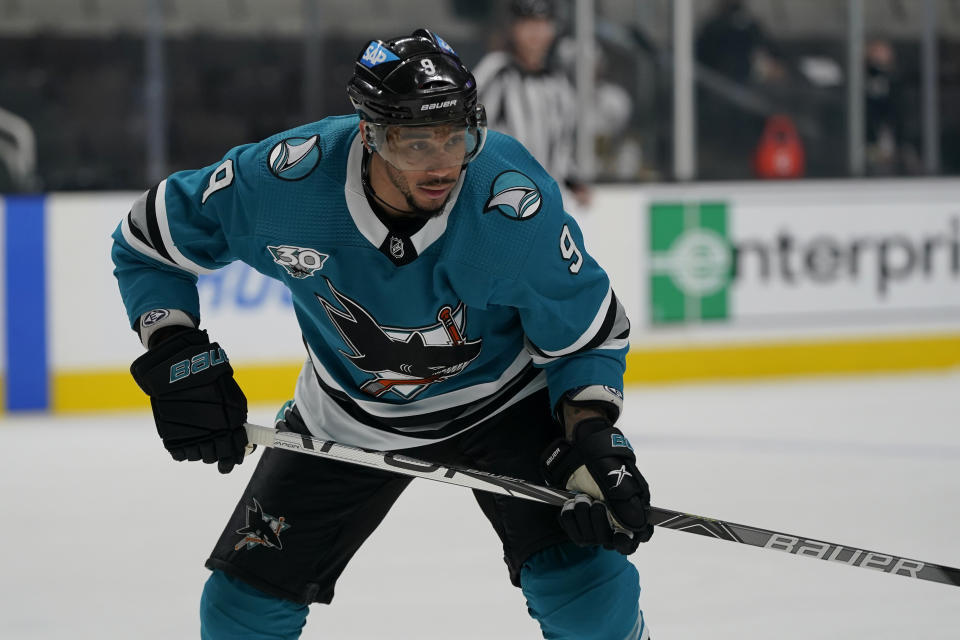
top-left (526, 338), bottom-right (550, 359)
top-left (126, 211), bottom-right (151, 247)
top-left (527, 291), bottom-right (627, 359)
top-left (143, 183), bottom-right (174, 263)
top-left (577, 291), bottom-right (622, 353)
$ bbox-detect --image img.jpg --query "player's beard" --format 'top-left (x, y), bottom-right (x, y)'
top-left (384, 162), bottom-right (457, 220)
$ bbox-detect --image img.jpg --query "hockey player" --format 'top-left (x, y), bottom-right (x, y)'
top-left (112, 28), bottom-right (653, 640)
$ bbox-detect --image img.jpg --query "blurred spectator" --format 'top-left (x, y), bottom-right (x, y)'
top-left (696, 0), bottom-right (787, 85)
top-left (0, 106), bottom-right (39, 192)
top-left (695, 0), bottom-right (796, 180)
top-left (472, 0), bottom-right (591, 207)
top-left (864, 38), bottom-right (907, 175)
top-left (554, 30), bottom-right (639, 181)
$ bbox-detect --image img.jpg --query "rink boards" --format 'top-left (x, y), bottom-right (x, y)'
top-left (2, 179), bottom-right (959, 412)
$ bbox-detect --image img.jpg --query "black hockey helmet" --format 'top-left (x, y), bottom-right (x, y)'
top-left (510, 0), bottom-right (556, 19)
top-left (347, 28), bottom-right (487, 169)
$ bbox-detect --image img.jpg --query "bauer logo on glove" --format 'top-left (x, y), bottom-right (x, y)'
top-left (130, 328), bottom-right (248, 474)
top-left (169, 347), bottom-right (229, 383)
top-left (610, 433), bottom-right (632, 449)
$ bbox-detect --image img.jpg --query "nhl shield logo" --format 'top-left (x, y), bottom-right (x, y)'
top-left (483, 171), bottom-right (542, 221)
top-left (389, 236), bottom-right (405, 259)
top-left (268, 135), bottom-right (321, 181)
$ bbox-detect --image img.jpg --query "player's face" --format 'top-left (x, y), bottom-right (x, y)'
top-left (373, 124), bottom-right (466, 216)
top-left (381, 157), bottom-right (461, 217)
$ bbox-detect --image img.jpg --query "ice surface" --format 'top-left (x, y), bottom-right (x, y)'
top-left (1, 370), bottom-right (958, 639)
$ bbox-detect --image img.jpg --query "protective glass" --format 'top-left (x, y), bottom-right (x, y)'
top-left (366, 120), bottom-right (486, 171)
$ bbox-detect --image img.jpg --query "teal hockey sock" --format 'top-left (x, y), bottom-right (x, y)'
top-left (521, 543), bottom-right (647, 640)
top-left (200, 569), bottom-right (309, 640)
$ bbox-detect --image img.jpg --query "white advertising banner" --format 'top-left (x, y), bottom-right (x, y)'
top-left (38, 180), bottom-right (960, 373)
top-left (731, 201), bottom-right (959, 320)
top-left (47, 193), bottom-right (303, 371)
top-left (643, 179), bottom-right (960, 340)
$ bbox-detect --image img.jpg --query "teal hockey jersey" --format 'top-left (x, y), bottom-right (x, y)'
top-left (112, 115), bottom-right (630, 450)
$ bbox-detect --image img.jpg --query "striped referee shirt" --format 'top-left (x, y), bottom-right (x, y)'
top-left (472, 51), bottom-right (580, 187)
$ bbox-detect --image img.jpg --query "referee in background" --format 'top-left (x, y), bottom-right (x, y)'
top-left (472, 0), bottom-right (592, 208)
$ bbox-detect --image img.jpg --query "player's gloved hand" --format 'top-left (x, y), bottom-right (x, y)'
top-left (130, 327), bottom-right (248, 474)
top-left (541, 417), bottom-right (653, 554)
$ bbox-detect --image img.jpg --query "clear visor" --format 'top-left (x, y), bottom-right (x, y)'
top-left (367, 121), bottom-right (485, 171)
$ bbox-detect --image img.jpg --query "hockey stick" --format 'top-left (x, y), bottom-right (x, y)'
top-left (244, 422), bottom-right (960, 588)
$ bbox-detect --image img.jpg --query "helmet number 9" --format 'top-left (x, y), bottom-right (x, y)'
top-left (560, 225), bottom-right (583, 274)
top-left (420, 58), bottom-right (437, 76)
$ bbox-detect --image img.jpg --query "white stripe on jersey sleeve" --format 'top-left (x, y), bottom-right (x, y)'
top-left (153, 179), bottom-right (216, 275)
top-left (527, 335), bottom-right (629, 366)
top-left (535, 285), bottom-right (614, 358)
top-left (120, 211), bottom-right (195, 274)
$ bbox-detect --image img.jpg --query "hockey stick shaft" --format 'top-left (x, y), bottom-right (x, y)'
top-left (244, 422), bottom-right (573, 504)
top-left (244, 423), bottom-right (960, 588)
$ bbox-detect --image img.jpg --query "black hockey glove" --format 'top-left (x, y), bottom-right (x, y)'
top-left (542, 417), bottom-right (653, 554)
top-left (130, 328), bottom-right (248, 474)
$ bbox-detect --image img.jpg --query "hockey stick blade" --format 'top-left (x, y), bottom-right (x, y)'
top-left (646, 508), bottom-right (960, 588)
top-left (244, 423), bottom-right (960, 588)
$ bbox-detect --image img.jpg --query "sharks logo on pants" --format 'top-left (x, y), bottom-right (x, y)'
top-left (317, 278), bottom-right (482, 399)
top-left (234, 499), bottom-right (290, 551)
top-left (484, 170), bottom-right (542, 220)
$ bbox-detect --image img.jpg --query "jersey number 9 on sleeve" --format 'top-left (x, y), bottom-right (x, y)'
top-left (201, 159), bottom-right (235, 204)
top-left (559, 224), bottom-right (583, 274)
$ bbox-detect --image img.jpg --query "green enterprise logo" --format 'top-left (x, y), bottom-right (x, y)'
top-left (649, 202), bottom-right (733, 324)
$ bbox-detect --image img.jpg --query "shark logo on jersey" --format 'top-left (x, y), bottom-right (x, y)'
top-left (317, 278), bottom-right (482, 399)
top-left (234, 499), bottom-right (290, 551)
top-left (268, 135), bottom-right (321, 180)
top-left (484, 171), bottom-right (542, 220)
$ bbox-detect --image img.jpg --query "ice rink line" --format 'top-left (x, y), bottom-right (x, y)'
top-left (634, 433), bottom-right (960, 461)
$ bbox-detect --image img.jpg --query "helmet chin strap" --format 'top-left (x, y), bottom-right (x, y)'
top-left (361, 148), bottom-right (410, 213)
top-left (360, 148), bottom-right (449, 220)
